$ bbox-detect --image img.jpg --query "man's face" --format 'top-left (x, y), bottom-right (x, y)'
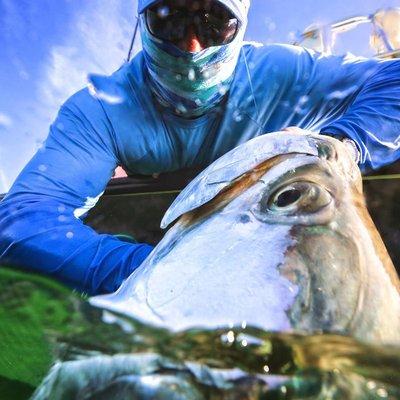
top-left (145, 0), bottom-right (239, 52)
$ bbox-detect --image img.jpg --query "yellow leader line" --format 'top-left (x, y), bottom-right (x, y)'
top-left (363, 174), bottom-right (400, 181)
top-left (107, 175), bottom-right (400, 198)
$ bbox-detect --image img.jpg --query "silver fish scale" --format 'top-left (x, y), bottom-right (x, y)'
top-left (161, 132), bottom-right (320, 228)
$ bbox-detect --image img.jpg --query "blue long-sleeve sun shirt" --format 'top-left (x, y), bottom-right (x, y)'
top-left (1, 43), bottom-right (400, 295)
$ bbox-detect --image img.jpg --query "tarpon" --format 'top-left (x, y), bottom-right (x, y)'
top-left (92, 132), bottom-right (400, 345)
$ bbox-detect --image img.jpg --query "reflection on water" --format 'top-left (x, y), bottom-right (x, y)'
top-left (0, 267), bottom-right (399, 399)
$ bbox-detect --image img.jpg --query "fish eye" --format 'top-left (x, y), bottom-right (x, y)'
top-left (274, 188), bottom-right (302, 207)
top-left (260, 181), bottom-right (332, 216)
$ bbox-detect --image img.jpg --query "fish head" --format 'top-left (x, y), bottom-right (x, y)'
top-left (92, 133), bottom-right (400, 343)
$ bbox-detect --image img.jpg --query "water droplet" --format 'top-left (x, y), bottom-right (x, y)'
top-left (294, 105), bottom-right (307, 115)
top-left (241, 339), bottom-right (248, 347)
top-left (367, 381), bottom-right (377, 390)
top-left (218, 86), bottom-right (228, 95)
top-left (263, 365), bottom-right (270, 373)
top-left (188, 69), bottom-right (195, 81)
top-left (241, 321), bottom-right (247, 329)
top-left (66, 231), bottom-right (74, 239)
top-left (175, 74), bottom-right (182, 81)
top-left (298, 95), bottom-right (309, 105)
top-left (38, 164), bottom-right (47, 172)
top-left (376, 388), bottom-right (388, 398)
top-left (227, 330), bottom-right (235, 343)
top-left (176, 103), bottom-right (187, 114)
top-left (58, 205), bottom-right (66, 213)
top-left (233, 110), bottom-right (243, 122)
top-left (58, 215), bottom-right (67, 222)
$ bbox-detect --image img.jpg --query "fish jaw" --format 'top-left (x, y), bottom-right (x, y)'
top-left (280, 225), bottom-right (363, 334)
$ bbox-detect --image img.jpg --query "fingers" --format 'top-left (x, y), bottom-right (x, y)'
top-left (283, 127), bottom-right (314, 135)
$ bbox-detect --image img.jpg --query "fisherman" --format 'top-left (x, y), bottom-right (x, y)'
top-left (0, 0), bottom-right (399, 295)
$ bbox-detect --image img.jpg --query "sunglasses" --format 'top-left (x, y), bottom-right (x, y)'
top-left (146, 0), bottom-right (239, 48)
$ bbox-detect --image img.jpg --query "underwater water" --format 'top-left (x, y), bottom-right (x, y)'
top-left (0, 266), bottom-right (399, 400)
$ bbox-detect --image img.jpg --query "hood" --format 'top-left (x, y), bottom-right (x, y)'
top-left (137, 0), bottom-right (251, 22)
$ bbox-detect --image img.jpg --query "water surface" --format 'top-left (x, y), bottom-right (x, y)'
top-left (0, 267), bottom-right (399, 399)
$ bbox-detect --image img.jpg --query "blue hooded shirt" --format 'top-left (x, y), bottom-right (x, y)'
top-left (0, 1), bottom-right (400, 295)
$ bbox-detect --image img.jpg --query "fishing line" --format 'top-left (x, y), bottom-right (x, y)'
top-left (104, 190), bottom-right (181, 198)
top-left (127, 16), bottom-right (140, 62)
top-left (241, 47), bottom-right (262, 130)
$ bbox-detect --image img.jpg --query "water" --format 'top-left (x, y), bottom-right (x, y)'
top-left (0, 267), bottom-right (399, 399)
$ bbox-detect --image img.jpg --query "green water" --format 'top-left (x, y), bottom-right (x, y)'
top-left (0, 267), bottom-right (399, 399)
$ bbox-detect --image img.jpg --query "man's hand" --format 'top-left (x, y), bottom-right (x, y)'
top-left (283, 126), bottom-right (360, 164)
top-left (283, 126), bottom-right (313, 135)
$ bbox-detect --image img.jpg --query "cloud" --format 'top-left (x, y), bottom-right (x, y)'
top-left (0, 113), bottom-right (12, 128)
top-left (0, 0), bottom-right (141, 192)
top-left (36, 0), bottom-right (140, 123)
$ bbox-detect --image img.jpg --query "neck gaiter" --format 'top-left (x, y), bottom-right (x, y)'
top-left (139, 1), bottom-right (248, 117)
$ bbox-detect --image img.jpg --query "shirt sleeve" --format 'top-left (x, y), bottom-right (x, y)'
top-left (302, 49), bottom-right (400, 171)
top-left (0, 88), bottom-right (153, 295)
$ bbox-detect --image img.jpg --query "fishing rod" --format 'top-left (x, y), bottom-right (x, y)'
top-left (294, 7), bottom-right (400, 59)
top-left (126, 16), bottom-right (139, 62)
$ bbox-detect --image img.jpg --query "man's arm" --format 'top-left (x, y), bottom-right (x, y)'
top-left (320, 59), bottom-right (400, 170)
top-left (0, 89), bottom-right (153, 295)
top-left (303, 49), bottom-right (400, 171)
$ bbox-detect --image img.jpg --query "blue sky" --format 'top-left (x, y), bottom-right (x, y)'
top-left (0, 0), bottom-right (398, 192)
